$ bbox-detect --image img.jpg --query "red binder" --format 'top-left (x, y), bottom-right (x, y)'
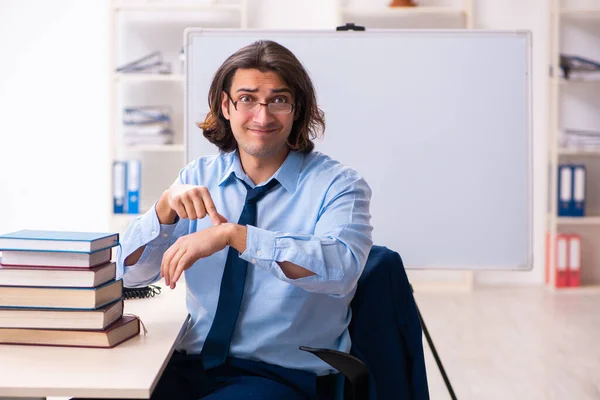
top-left (545, 233), bottom-right (569, 288)
top-left (567, 234), bottom-right (581, 287)
top-left (555, 234), bottom-right (569, 288)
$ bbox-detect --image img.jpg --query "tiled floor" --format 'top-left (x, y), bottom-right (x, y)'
top-left (414, 287), bottom-right (600, 400)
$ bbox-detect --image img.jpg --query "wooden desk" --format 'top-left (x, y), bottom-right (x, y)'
top-left (0, 281), bottom-right (189, 399)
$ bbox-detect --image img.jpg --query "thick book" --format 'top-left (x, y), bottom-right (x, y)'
top-left (0, 248), bottom-right (112, 268)
top-left (0, 279), bottom-right (123, 309)
top-left (0, 299), bottom-right (123, 330)
top-left (0, 262), bottom-right (116, 288)
top-left (0, 315), bottom-right (139, 348)
top-left (0, 230), bottom-right (119, 253)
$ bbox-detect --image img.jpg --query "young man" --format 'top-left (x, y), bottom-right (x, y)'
top-left (118, 40), bottom-right (373, 400)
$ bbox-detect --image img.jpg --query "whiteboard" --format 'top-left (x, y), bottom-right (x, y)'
top-left (184, 29), bottom-right (532, 271)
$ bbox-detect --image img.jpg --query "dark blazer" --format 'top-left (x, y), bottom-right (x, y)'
top-left (349, 245), bottom-right (430, 400)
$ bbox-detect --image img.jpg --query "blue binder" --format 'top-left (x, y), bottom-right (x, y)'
top-left (557, 164), bottom-right (573, 217)
top-left (126, 160), bottom-right (141, 214)
top-left (571, 164), bottom-right (586, 217)
top-left (112, 161), bottom-right (127, 214)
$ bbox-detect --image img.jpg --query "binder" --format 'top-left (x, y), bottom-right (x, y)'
top-left (571, 164), bottom-right (586, 217)
top-left (567, 234), bottom-right (581, 287)
top-left (557, 164), bottom-right (573, 216)
top-left (112, 161), bottom-right (127, 214)
top-left (126, 160), bottom-right (141, 214)
top-left (555, 234), bottom-right (569, 288)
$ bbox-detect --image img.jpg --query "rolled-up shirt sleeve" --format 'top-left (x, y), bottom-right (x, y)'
top-left (240, 173), bottom-right (373, 297)
top-left (116, 204), bottom-right (181, 288)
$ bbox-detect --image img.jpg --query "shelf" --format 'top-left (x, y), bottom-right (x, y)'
top-left (556, 216), bottom-right (600, 225)
top-left (124, 144), bottom-right (185, 152)
top-left (557, 77), bottom-right (600, 85)
top-left (341, 6), bottom-right (465, 18)
top-left (115, 73), bottom-right (184, 83)
top-left (552, 284), bottom-right (600, 293)
top-left (560, 10), bottom-right (600, 19)
top-left (558, 148), bottom-right (600, 156)
top-left (113, 2), bottom-right (242, 12)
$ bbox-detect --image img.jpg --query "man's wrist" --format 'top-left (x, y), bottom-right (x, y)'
top-left (156, 191), bottom-right (177, 224)
top-left (223, 223), bottom-right (247, 253)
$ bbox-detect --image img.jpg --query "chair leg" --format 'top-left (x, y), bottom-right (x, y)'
top-left (415, 303), bottom-right (458, 400)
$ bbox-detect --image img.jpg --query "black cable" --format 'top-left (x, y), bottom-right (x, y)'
top-left (123, 285), bottom-right (162, 300)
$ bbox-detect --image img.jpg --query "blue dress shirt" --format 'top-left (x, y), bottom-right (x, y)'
top-left (117, 150), bottom-right (373, 375)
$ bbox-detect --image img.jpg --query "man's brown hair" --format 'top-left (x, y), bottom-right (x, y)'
top-left (196, 40), bottom-right (325, 153)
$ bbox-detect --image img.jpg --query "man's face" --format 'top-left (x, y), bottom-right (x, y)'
top-left (221, 68), bottom-right (296, 160)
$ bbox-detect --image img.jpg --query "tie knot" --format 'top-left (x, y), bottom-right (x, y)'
top-left (245, 179), bottom-right (279, 204)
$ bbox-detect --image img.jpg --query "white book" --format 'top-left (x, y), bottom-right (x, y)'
top-left (0, 248), bottom-right (112, 268)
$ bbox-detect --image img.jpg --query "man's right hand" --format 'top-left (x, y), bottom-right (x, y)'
top-left (156, 184), bottom-right (227, 226)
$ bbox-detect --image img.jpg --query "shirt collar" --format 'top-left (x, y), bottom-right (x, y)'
top-left (272, 150), bottom-right (303, 194)
top-left (218, 151), bottom-right (245, 186)
top-left (218, 150), bottom-right (303, 194)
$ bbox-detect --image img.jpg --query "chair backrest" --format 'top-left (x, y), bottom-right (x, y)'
top-left (348, 245), bottom-right (430, 400)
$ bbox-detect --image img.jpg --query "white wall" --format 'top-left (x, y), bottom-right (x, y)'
top-left (0, 0), bottom-right (111, 234)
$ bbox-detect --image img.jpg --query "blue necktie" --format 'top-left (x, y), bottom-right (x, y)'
top-left (201, 178), bottom-right (280, 369)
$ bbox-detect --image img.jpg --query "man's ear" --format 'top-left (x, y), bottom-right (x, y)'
top-left (221, 91), bottom-right (230, 120)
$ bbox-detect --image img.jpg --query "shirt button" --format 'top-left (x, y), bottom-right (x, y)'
top-left (151, 230), bottom-right (157, 235)
top-left (256, 250), bottom-right (262, 256)
top-left (251, 259), bottom-right (257, 264)
top-left (162, 233), bottom-right (168, 238)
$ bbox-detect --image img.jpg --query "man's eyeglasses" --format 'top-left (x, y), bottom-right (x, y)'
top-left (226, 92), bottom-right (295, 115)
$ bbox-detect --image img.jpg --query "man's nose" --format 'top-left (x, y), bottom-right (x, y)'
top-left (253, 103), bottom-right (275, 124)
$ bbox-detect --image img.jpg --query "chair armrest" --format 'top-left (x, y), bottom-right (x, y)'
top-left (299, 346), bottom-right (369, 400)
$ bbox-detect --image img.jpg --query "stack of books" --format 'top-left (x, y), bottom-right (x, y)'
top-left (0, 230), bottom-right (140, 348)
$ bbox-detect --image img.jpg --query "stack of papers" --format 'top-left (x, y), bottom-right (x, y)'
top-left (122, 106), bottom-right (174, 146)
top-left (559, 129), bottom-right (600, 150)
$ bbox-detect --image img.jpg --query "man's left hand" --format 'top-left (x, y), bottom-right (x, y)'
top-left (161, 225), bottom-right (230, 289)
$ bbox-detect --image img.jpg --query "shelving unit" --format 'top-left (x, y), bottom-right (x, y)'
top-left (547, 0), bottom-right (600, 290)
top-left (335, 0), bottom-right (475, 292)
top-left (108, 0), bottom-right (248, 234)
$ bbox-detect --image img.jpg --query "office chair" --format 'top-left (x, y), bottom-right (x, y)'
top-left (300, 245), bottom-right (456, 400)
